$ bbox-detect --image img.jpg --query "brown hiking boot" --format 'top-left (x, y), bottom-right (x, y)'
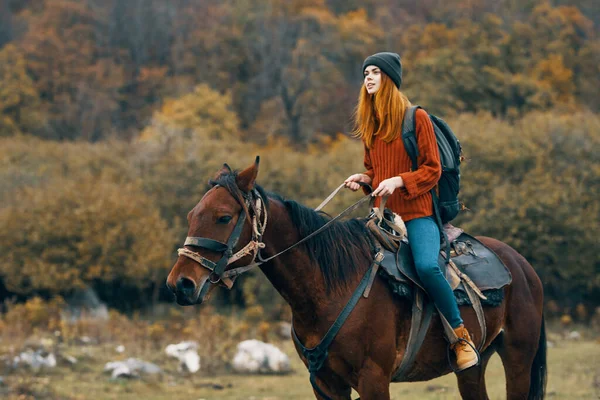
top-left (451, 325), bottom-right (479, 371)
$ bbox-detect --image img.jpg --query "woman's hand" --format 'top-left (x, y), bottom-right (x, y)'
top-left (344, 173), bottom-right (372, 191)
top-left (372, 177), bottom-right (403, 197)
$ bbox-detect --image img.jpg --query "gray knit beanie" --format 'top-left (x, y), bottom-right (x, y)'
top-left (362, 52), bottom-right (402, 89)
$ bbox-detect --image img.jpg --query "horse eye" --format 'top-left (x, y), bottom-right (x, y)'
top-left (217, 216), bottom-right (233, 224)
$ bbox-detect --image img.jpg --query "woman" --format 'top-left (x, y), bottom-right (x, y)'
top-left (344, 52), bottom-right (478, 371)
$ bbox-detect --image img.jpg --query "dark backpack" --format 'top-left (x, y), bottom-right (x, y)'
top-left (401, 106), bottom-right (462, 225)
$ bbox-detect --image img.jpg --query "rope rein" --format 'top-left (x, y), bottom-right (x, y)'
top-left (222, 183), bottom-right (374, 279)
top-left (176, 182), bottom-right (374, 282)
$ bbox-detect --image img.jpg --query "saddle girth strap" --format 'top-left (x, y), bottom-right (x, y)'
top-left (447, 259), bottom-right (487, 350)
top-left (292, 253), bottom-right (382, 400)
top-left (461, 282), bottom-right (487, 351)
top-left (392, 289), bottom-right (435, 382)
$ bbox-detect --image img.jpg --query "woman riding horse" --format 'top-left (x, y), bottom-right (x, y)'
top-left (166, 55), bottom-right (546, 400)
top-left (344, 52), bottom-right (478, 371)
top-left (167, 156), bottom-right (546, 399)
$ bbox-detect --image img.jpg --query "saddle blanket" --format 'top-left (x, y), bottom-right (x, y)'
top-left (378, 233), bottom-right (512, 307)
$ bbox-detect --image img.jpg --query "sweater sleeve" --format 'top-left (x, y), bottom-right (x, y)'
top-left (363, 143), bottom-right (375, 181)
top-left (362, 142), bottom-right (375, 195)
top-left (398, 109), bottom-right (441, 200)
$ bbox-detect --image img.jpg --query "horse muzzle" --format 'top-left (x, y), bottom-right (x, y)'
top-left (170, 276), bottom-right (211, 306)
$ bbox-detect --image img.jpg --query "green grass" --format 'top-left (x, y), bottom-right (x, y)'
top-left (2, 338), bottom-right (599, 399)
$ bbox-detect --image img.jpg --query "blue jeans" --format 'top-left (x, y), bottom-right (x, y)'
top-left (405, 217), bottom-right (463, 328)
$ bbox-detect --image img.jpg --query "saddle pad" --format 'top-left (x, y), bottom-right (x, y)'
top-left (378, 233), bottom-right (511, 303)
top-left (449, 233), bottom-right (512, 291)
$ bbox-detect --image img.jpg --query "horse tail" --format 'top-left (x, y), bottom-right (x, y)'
top-left (528, 315), bottom-right (547, 400)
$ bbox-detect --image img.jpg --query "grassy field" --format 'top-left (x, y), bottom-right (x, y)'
top-left (2, 337), bottom-right (599, 399)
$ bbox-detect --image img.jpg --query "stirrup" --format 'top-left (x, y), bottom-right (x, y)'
top-left (446, 338), bottom-right (481, 373)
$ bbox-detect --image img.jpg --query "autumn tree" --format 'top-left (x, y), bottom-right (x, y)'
top-left (171, 0), bottom-right (378, 143)
top-left (135, 84), bottom-right (247, 227)
top-left (0, 178), bottom-right (173, 302)
top-left (396, 4), bottom-right (599, 117)
top-left (244, 1), bottom-right (378, 142)
top-left (0, 1), bottom-right (13, 48)
top-left (0, 45), bottom-right (46, 137)
top-left (139, 84), bottom-right (240, 144)
top-left (1, 0), bottom-right (597, 141)
top-left (454, 111), bottom-right (600, 306)
top-left (20, 0), bottom-right (125, 140)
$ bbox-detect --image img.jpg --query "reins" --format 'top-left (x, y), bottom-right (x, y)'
top-left (177, 178), bottom-right (485, 395)
top-left (176, 181), bottom-right (375, 286)
top-left (222, 182), bottom-right (374, 279)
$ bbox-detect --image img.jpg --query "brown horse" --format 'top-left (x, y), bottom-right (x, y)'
top-left (166, 158), bottom-right (546, 400)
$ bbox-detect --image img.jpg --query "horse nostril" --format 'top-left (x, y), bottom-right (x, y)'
top-left (177, 277), bottom-right (196, 293)
top-left (166, 279), bottom-right (176, 293)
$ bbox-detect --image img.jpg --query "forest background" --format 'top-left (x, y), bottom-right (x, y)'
top-left (0, 0), bottom-right (598, 323)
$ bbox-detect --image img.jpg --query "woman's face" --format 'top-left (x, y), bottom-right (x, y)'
top-left (364, 65), bottom-right (382, 94)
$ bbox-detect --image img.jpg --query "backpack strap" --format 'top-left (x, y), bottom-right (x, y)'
top-left (402, 105), bottom-right (451, 262)
top-left (401, 105), bottom-right (421, 172)
top-left (431, 190), bottom-right (451, 265)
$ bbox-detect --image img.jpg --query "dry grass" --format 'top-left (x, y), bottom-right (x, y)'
top-left (1, 336), bottom-right (598, 399)
top-left (1, 301), bottom-right (598, 399)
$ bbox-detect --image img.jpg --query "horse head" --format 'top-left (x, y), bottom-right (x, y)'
top-left (166, 157), bottom-right (263, 305)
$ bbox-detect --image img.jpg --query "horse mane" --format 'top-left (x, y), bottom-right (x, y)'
top-left (268, 192), bottom-right (375, 292)
top-left (210, 170), bottom-right (375, 292)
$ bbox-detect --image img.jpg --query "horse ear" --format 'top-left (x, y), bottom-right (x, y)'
top-left (236, 156), bottom-right (260, 193)
top-left (208, 163), bottom-right (233, 184)
top-left (212, 163), bottom-right (232, 179)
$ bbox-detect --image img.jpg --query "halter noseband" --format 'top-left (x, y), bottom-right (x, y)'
top-left (176, 187), bottom-right (267, 289)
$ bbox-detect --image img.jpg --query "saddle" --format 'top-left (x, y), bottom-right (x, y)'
top-left (379, 233), bottom-right (511, 306)
top-left (366, 210), bottom-right (511, 302)
top-left (366, 213), bottom-right (512, 382)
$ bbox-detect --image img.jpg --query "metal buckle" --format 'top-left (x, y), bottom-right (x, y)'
top-left (208, 272), bottom-right (221, 284)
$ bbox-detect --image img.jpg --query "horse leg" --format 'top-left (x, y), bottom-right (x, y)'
top-left (356, 360), bottom-right (391, 400)
top-left (497, 318), bottom-right (545, 400)
top-left (455, 340), bottom-right (498, 400)
top-left (311, 374), bottom-right (352, 400)
top-left (477, 237), bottom-right (546, 400)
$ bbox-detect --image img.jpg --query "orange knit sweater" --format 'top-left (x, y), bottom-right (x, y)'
top-left (363, 108), bottom-right (441, 222)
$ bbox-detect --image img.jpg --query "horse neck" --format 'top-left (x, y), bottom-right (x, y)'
top-left (257, 197), bottom-right (371, 328)
top-left (257, 199), bottom-right (333, 320)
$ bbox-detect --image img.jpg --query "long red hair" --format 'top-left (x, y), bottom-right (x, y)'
top-left (352, 73), bottom-right (411, 148)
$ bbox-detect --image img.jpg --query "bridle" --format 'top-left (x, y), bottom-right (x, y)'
top-left (176, 186), bottom-right (267, 289)
top-left (176, 182), bottom-right (374, 292)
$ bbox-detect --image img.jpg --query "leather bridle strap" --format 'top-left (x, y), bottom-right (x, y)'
top-left (178, 248), bottom-right (218, 271)
top-left (177, 188), bottom-right (269, 290)
top-left (184, 237), bottom-right (229, 253)
top-left (214, 210), bottom-right (247, 279)
top-left (181, 198), bottom-right (248, 283)
top-left (178, 182), bottom-right (374, 285)
top-left (221, 190), bottom-right (374, 279)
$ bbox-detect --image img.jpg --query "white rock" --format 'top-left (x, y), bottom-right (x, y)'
top-left (104, 358), bottom-right (162, 379)
top-left (115, 345), bottom-right (125, 353)
top-left (232, 340), bottom-right (291, 374)
top-left (13, 350), bottom-right (57, 370)
top-left (278, 322), bottom-right (292, 339)
top-left (61, 354), bottom-right (78, 365)
top-left (79, 336), bottom-right (92, 345)
top-left (567, 330), bottom-right (581, 340)
top-left (110, 364), bottom-right (137, 379)
top-left (165, 341), bottom-right (200, 373)
top-left (104, 360), bottom-right (123, 373)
